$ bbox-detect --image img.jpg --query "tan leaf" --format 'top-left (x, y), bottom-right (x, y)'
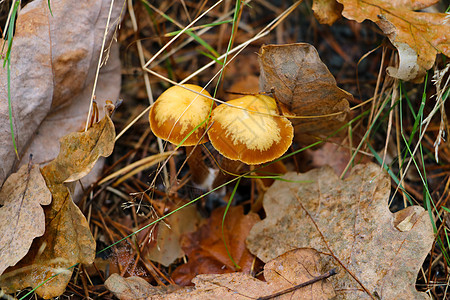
top-left (312, 0), bottom-right (343, 25)
top-left (143, 205), bottom-right (201, 267)
top-left (335, 0), bottom-right (449, 81)
top-left (42, 107), bottom-right (115, 184)
top-left (0, 107), bottom-right (115, 299)
top-left (247, 163), bottom-right (434, 299)
top-left (0, 183), bottom-right (94, 299)
top-left (259, 43), bottom-right (352, 145)
top-left (105, 274), bottom-right (182, 300)
top-left (0, 0), bottom-right (122, 185)
top-left (106, 248), bottom-right (335, 300)
top-left (0, 164), bottom-right (51, 275)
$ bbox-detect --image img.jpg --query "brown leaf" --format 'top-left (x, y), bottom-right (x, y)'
top-left (304, 139), bottom-right (371, 176)
top-left (0, 164), bottom-right (52, 275)
top-left (171, 206), bottom-right (259, 286)
top-left (259, 43), bottom-right (352, 145)
top-left (335, 0), bottom-right (449, 81)
top-left (107, 248), bottom-right (335, 299)
top-left (143, 205), bottom-right (201, 267)
top-left (247, 163), bottom-right (434, 299)
top-left (312, 0), bottom-right (343, 25)
top-left (0, 107), bottom-right (115, 299)
top-left (0, 0), bottom-right (122, 185)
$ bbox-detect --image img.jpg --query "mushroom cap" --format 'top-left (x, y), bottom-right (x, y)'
top-left (149, 84), bottom-right (214, 146)
top-left (208, 95), bottom-right (293, 164)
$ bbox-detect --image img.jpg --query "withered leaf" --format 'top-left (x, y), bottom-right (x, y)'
top-left (0, 105), bottom-right (115, 299)
top-left (0, 0), bottom-right (122, 185)
top-left (247, 163), bottom-right (434, 299)
top-left (143, 205), bottom-right (200, 267)
top-left (106, 248), bottom-right (335, 300)
top-left (105, 274), bottom-right (183, 300)
top-left (0, 164), bottom-right (52, 275)
top-left (335, 0), bottom-right (449, 81)
top-left (42, 106), bottom-right (115, 184)
top-left (171, 206), bottom-right (259, 286)
top-left (312, 0), bottom-right (343, 25)
top-left (259, 43), bottom-right (352, 145)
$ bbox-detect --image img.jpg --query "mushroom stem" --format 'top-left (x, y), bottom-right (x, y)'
top-left (212, 157), bottom-right (245, 189)
top-left (185, 146), bottom-right (215, 188)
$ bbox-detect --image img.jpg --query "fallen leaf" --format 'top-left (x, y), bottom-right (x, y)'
top-left (0, 106), bottom-right (115, 299)
top-left (143, 205), bottom-right (201, 267)
top-left (259, 43), bottom-right (352, 145)
top-left (0, 0), bottom-right (122, 185)
top-left (171, 206), bottom-right (259, 286)
top-left (17, 43), bottom-right (122, 195)
top-left (304, 139), bottom-right (371, 176)
top-left (106, 248), bottom-right (335, 299)
top-left (0, 164), bottom-right (52, 275)
top-left (331, 0), bottom-right (449, 81)
top-left (247, 163), bottom-right (434, 299)
top-left (108, 242), bottom-right (149, 278)
top-left (42, 105), bottom-right (116, 184)
top-left (312, 0), bottom-right (343, 25)
top-left (105, 274), bottom-right (183, 300)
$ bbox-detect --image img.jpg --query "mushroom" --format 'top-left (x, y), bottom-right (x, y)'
top-left (149, 84), bottom-right (214, 146)
top-left (149, 84), bottom-right (216, 188)
top-left (207, 94), bottom-right (294, 165)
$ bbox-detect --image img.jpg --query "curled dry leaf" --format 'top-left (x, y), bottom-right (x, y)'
top-left (247, 163), bottom-right (434, 299)
top-left (0, 0), bottom-right (122, 185)
top-left (0, 106), bottom-right (115, 299)
top-left (259, 43), bottom-right (352, 145)
top-left (171, 206), bottom-right (259, 286)
top-left (314, 0), bottom-right (450, 81)
top-left (0, 164), bottom-right (52, 275)
top-left (106, 248), bottom-right (335, 300)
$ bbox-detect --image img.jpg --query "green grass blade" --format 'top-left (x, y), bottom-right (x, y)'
top-left (213, 0), bottom-right (241, 97)
top-left (3, 0), bottom-right (20, 67)
top-left (3, 0), bottom-right (20, 159)
top-left (164, 20), bottom-right (232, 37)
top-left (141, 0), bottom-right (220, 58)
top-left (221, 177), bottom-right (242, 270)
top-left (7, 58), bottom-right (19, 159)
top-left (47, 0), bottom-right (53, 16)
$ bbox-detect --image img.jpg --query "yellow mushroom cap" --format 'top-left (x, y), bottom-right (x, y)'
top-left (149, 84), bottom-right (214, 146)
top-left (208, 95), bottom-right (293, 164)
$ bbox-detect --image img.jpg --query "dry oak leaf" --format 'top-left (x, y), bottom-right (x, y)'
top-left (259, 43), bottom-right (352, 145)
top-left (0, 164), bottom-right (52, 276)
top-left (0, 107), bottom-right (115, 299)
top-left (171, 206), bottom-right (259, 286)
top-left (247, 163), bottom-right (434, 299)
top-left (335, 0), bottom-right (449, 81)
top-left (106, 248), bottom-right (335, 300)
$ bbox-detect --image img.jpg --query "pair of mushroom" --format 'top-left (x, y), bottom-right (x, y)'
top-left (149, 84), bottom-right (293, 185)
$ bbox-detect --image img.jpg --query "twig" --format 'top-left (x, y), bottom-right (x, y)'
top-left (257, 268), bottom-right (337, 300)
